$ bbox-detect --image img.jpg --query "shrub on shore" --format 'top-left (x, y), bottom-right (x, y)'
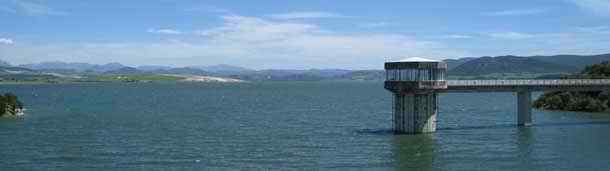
top-left (534, 61), bottom-right (610, 112)
top-left (0, 93), bottom-right (23, 116)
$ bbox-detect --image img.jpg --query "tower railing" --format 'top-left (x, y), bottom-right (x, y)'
top-left (447, 79), bottom-right (610, 86)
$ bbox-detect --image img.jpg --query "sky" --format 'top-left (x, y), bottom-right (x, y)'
top-left (0, 0), bottom-right (609, 69)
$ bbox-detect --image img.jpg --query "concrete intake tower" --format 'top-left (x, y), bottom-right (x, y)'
top-left (384, 57), bottom-right (447, 134)
top-left (384, 57), bottom-right (610, 134)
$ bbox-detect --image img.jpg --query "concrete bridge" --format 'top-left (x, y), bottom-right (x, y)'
top-left (384, 58), bottom-right (610, 134)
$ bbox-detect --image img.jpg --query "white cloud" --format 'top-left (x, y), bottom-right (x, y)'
top-left (0, 38), bottom-right (14, 45)
top-left (482, 8), bottom-right (549, 16)
top-left (359, 22), bottom-right (392, 28)
top-left (566, 0), bottom-right (610, 16)
top-left (0, 0), bottom-right (67, 16)
top-left (268, 11), bottom-right (348, 20)
top-left (577, 26), bottom-right (610, 34)
top-left (0, 15), bottom-right (464, 69)
top-left (441, 34), bottom-right (474, 39)
top-left (148, 28), bottom-right (183, 35)
top-left (18, 0), bottom-right (67, 16)
top-left (195, 16), bottom-right (320, 42)
top-left (467, 32), bottom-right (610, 56)
top-left (488, 32), bottom-right (536, 40)
top-left (191, 15), bottom-right (460, 65)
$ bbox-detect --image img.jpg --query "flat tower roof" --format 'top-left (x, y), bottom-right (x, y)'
top-left (397, 57), bottom-right (439, 62)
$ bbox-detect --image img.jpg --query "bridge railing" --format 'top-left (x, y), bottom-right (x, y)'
top-left (447, 79), bottom-right (610, 87)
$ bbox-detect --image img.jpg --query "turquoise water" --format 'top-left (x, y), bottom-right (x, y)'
top-left (1, 82), bottom-right (610, 170)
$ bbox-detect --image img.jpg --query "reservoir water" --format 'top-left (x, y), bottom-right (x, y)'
top-left (1, 82), bottom-right (610, 170)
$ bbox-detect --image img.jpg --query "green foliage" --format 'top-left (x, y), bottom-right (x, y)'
top-left (534, 61), bottom-right (610, 112)
top-left (581, 61), bottom-right (610, 79)
top-left (91, 74), bottom-right (183, 82)
top-left (534, 91), bottom-right (608, 112)
top-left (0, 74), bottom-right (60, 83)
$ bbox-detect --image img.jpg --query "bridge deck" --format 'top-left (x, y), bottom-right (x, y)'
top-left (445, 79), bottom-right (610, 92)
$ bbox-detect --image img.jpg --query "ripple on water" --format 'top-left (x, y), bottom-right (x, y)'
top-left (1, 83), bottom-right (610, 170)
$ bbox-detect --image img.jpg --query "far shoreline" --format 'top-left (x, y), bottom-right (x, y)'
top-left (0, 79), bottom-right (383, 85)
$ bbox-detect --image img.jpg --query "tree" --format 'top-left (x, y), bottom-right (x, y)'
top-left (534, 61), bottom-right (610, 112)
top-left (0, 93), bottom-right (23, 116)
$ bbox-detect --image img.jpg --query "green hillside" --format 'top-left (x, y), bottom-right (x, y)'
top-left (449, 56), bottom-right (578, 76)
top-left (533, 54), bottom-right (610, 69)
top-left (534, 61), bottom-right (610, 112)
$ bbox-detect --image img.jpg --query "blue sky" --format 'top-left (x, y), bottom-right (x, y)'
top-left (1, 0), bottom-right (609, 69)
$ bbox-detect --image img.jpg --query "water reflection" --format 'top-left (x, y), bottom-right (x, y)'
top-left (391, 134), bottom-right (436, 170)
top-left (515, 127), bottom-right (536, 166)
top-left (439, 121), bottom-right (610, 131)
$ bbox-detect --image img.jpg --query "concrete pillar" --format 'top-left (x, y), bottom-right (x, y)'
top-left (517, 90), bottom-right (532, 126)
top-left (394, 94), bottom-right (437, 134)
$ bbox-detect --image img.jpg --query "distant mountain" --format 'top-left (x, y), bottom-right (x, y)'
top-left (104, 67), bottom-right (147, 75)
top-left (532, 54), bottom-right (610, 69)
top-left (446, 54), bottom-right (610, 76)
top-left (4, 53), bottom-right (610, 80)
top-left (136, 65), bottom-right (173, 71)
top-left (338, 70), bottom-right (385, 80)
top-left (0, 60), bottom-right (11, 67)
top-left (450, 56), bottom-right (578, 76)
top-left (20, 62), bottom-right (126, 72)
top-left (188, 64), bottom-right (253, 75)
top-left (152, 67), bottom-right (211, 75)
top-left (93, 63), bottom-right (126, 72)
top-left (231, 69), bottom-right (353, 81)
top-left (0, 66), bottom-right (39, 75)
top-left (0, 66), bottom-right (61, 82)
top-left (232, 69), bottom-right (317, 81)
top-left (305, 69), bottom-right (352, 78)
top-left (20, 62), bottom-right (92, 71)
top-left (443, 57), bottom-right (475, 70)
top-left (36, 68), bottom-right (84, 75)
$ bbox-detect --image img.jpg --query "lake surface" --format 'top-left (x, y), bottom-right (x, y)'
top-left (1, 82), bottom-right (610, 170)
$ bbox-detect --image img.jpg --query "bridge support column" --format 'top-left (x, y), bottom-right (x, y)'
top-left (393, 93), bottom-right (437, 134)
top-left (517, 91), bottom-right (532, 126)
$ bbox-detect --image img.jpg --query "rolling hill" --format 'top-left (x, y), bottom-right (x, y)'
top-left (2, 53), bottom-right (610, 82)
top-left (20, 62), bottom-right (127, 72)
top-left (443, 57), bottom-right (476, 70)
top-left (449, 56), bottom-right (578, 76)
top-left (532, 54), bottom-right (610, 69)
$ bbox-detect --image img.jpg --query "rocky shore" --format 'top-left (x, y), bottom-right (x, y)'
top-left (0, 93), bottom-right (24, 117)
